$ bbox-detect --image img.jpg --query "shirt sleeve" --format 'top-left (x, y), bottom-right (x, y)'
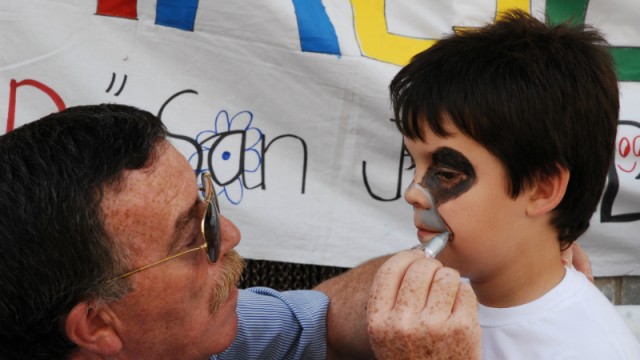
top-left (211, 287), bottom-right (329, 360)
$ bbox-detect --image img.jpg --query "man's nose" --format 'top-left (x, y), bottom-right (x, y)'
top-left (218, 215), bottom-right (241, 253)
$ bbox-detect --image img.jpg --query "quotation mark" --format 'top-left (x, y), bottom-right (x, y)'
top-left (106, 73), bottom-right (127, 96)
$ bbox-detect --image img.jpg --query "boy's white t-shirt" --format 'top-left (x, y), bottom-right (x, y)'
top-left (479, 267), bottom-right (640, 359)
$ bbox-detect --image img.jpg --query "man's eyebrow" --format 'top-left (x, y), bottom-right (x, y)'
top-left (167, 196), bottom-right (200, 254)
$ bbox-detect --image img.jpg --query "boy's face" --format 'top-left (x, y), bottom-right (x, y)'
top-left (404, 119), bottom-right (531, 282)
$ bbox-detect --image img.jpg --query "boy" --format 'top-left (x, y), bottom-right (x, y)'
top-left (383, 10), bottom-right (640, 359)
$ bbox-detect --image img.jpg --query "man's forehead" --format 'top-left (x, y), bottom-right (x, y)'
top-left (99, 144), bottom-right (197, 252)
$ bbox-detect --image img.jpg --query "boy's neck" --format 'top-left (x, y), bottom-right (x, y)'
top-left (470, 236), bottom-right (566, 308)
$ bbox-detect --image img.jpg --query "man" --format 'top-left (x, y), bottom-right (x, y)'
top-left (0, 104), bottom-right (479, 359)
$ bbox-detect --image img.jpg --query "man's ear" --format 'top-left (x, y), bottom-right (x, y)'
top-left (526, 166), bottom-right (570, 217)
top-left (65, 301), bottom-right (123, 356)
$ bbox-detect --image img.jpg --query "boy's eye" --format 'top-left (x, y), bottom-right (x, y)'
top-left (434, 168), bottom-right (467, 186)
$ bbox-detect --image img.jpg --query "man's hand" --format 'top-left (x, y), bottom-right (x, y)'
top-left (367, 250), bottom-right (482, 360)
top-left (561, 243), bottom-right (594, 282)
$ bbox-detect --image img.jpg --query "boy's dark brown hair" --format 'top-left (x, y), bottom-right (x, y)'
top-left (390, 10), bottom-right (619, 245)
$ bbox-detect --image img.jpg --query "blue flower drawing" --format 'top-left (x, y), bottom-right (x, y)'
top-left (189, 110), bottom-right (263, 205)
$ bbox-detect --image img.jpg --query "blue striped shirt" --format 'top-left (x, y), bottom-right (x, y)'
top-left (211, 287), bottom-right (329, 360)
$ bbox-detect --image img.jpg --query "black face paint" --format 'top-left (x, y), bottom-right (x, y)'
top-left (410, 146), bottom-right (475, 254)
top-left (420, 147), bottom-right (476, 205)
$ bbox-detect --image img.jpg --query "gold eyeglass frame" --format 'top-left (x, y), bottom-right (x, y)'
top-left (107, 172), bottom-right (220, 282)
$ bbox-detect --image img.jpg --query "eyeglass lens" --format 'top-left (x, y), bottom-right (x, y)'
top-left (201, 173), bottom-right (221, 263)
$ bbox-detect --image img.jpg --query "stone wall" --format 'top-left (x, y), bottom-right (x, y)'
top-left (595, 276), bottom-right (640, 305)
top-left (240, 258), bottom-right (640, 307)
top-left (239, 260), bottom-right (640, 340)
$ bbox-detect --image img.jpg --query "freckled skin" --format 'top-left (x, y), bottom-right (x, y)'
top-left (96, 142), bottom-right (244, 360)
top-left (367, 251), bottom-right (482, 360)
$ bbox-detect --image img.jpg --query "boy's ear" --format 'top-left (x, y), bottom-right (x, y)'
top-left (65, 301), bottom-right (123, 356)
top-left (526, 166), bottom-right (570, 217)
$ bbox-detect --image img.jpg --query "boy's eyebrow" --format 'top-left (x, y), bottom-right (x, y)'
top-left (404, 143), bottom-right (434, 164)
top-left (432, 147), bottom-right (474, 171)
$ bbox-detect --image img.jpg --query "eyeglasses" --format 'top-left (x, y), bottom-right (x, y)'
top-left (108, 172), bottom-right (221, 282)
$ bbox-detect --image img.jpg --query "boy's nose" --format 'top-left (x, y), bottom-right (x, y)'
top-left (404, 182), bottom-right (434, 209)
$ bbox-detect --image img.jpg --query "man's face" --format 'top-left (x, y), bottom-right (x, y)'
top-left (404, 120), bottom-right (531, 282)
top-left (100, 142), bottom-right (243, 359)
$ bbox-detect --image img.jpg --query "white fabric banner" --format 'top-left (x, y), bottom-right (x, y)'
top-left (1, 0), bottom-right (639, 275)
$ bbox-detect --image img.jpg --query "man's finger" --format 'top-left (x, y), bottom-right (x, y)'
top-left (571, 243), bottom-right (594, 282)
top-left (423, 267), bottom-right (460, 323)
top-left (450, 281), bottom-right (479, 322)
top-left (561, 245), bottom-right (573, 267)
top-left (368, 250), bottom-right (431, 314)
top-left (395, 258), bottom-right (441, 312)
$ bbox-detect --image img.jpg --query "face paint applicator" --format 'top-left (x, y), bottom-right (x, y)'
top-left (410, 183), bottom-right (452, 258)
top-left (413, 231), bottom-right (450, 258)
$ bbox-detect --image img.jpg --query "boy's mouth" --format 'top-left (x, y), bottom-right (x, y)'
top-left (415, 224), bottom-right (442, 241)
top-left (412, 183), bottom-right (454, 249)
top-left (412, 231), bottom-right (450, 258)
